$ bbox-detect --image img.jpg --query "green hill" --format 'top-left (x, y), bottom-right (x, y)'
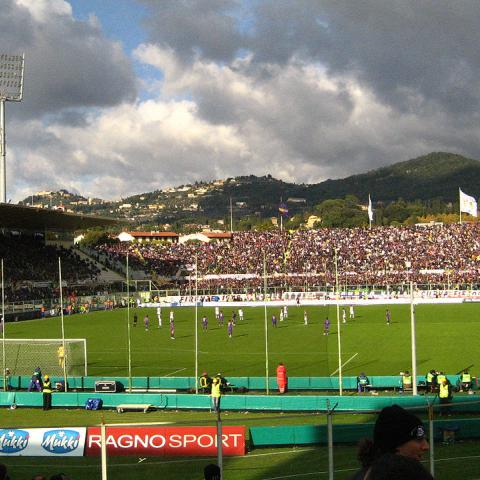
top-left (306, 152), bottom-right (480, 203)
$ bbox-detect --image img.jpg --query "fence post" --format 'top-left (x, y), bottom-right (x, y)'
top-left (327, 400), bottom-right (334, 480)
top-left (428, 402), bottom-right (435, 477)
top-left (101, 416), bottom-right (108, 480)
top-left (217, 409), bottom-right (223, 479)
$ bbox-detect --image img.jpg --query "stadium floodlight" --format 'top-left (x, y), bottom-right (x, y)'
top-left (0, 53), bottom-right (25, 203)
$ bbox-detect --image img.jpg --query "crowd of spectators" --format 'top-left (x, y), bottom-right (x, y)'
top-left (95, 223), bottom-right (480, 292)
top-left (2, 223), bottom-right (479, 301)
top-left (0, 232), bottom-right (101, 302)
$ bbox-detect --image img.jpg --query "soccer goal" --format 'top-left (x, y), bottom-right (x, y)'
top-left (0, 339), bottom-right (87, 376)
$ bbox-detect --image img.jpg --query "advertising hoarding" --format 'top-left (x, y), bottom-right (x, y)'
top-left (0, 428), bottom-right (86, 456)
top-left (85, 426), bottom-right (245, 456)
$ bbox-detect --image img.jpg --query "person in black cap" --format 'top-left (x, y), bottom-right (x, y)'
top-left (350, 404), bottom-right (429, 480)
top-left (367, 453), bottom-right (433, 480)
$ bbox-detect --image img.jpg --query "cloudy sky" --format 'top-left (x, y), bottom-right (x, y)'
top-left (2, 0), bottom-right (480, 202)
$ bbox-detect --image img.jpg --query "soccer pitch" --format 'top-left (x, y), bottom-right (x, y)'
top-left (2, 303), bottom-right (480, 479)
top-left (4, 302), bottom-right (480, 377)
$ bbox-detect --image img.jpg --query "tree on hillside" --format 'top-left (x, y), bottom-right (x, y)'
top-left (314, 196), bottom-right (366, 228)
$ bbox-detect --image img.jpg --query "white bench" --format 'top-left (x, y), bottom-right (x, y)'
top-left (130, 388), bottom-right (176, 393)
top-left (116, 404), bottom-right (155, 413)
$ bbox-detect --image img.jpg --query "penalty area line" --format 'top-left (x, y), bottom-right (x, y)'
top-left (329, 352), bottom-right (358, 377)
top-left (163, 367), bottom-right (187, 377)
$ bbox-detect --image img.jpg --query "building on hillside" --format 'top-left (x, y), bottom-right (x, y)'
top-left (287, 197), bottom-right (306, 204)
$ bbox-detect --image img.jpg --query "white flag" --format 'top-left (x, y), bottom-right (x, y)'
top-left (368, 195), bottom-right (374, 222)
top-left (459, 189), bottom-right (477, 217)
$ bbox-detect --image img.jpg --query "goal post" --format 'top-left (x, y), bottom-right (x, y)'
top-left (0, 339), bottom-right (87, 376)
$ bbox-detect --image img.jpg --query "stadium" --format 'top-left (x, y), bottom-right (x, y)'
top-left (3, 3), bottom-right (480, 479)
top-left (1, 200), bottom-right (480, 479)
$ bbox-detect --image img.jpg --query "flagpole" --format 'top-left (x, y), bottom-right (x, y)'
top-left (459, 188), bottom-right (462, 224)
top-left (126, 254), bottom-right (132, 393)
top-left (58, 258), bottom-right (68, 392)
top-left (368, 195), bottom-right (372, 229)
top-left (1, 259), bottom-right (6, 392)
top-left (334, 248), bottom-right (343, 396)
top-left (280, 197), bottom-right (283, 232)
top-left (195, 254), bottom-right (199, 394)
top-left (263, 252), bottom-right (269, 395)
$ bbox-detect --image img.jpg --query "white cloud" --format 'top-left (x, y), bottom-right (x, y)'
top-left (6, 0), bottom-right (480, 203)
top-left (15, 0), bottom-right (72, 22)
top-left (9, 42), bottom-right (465, 201)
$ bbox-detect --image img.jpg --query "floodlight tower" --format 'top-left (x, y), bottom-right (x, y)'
top-left (0, 53), bottom-right (25, 203)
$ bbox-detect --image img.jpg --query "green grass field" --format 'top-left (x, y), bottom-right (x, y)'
top-left (2, 441), bottom-right (479, 480)
top-left (2, 302), bottom-right (480, 479)
top-left (4, 302), bottom-right (480, 377)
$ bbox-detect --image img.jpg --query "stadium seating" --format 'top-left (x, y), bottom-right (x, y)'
top-left (94, 223), bottom-right (480, 290)
top-left (0, 232), bottom-right (101, 301)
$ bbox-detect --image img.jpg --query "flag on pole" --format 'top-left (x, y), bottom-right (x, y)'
top-left (278, 202), bottom-right (289, 216)
top-left (367, 195), bottom-right (374, 222)
top-left (459, 189), bottom-right (477, 217)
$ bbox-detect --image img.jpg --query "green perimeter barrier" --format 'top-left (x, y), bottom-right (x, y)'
top-left (2, 375), bottom-right (469, 391)
top-left (249, 418), bottom-right (480, 447)
top-left (1, 392), bottom-right (479, 413)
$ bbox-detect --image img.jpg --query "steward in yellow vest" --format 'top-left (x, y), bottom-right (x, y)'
top-left (199, 372), bottom-right (212, 394)
top-left (439, 379), bottom-right (453, 416)
top-left (402, 371), bottom-right (413, 391)
top-left (436, 372), bottom-right (447, 390)
top-left (426, 370), bottom-right (437, 393)
top-left (459, 370), bottom-right (472, 391)
top-left (42, 374), bottom-right (52, 411)
top-left (210, 377), bottom-right (221, 412)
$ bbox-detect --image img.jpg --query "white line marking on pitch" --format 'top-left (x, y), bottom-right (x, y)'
top-left (329, 352), bottom-right (358, 376)
top-left (163, 367), bottom-right (187, 377)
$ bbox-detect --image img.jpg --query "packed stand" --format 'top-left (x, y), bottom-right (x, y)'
top-left (94, 223), bottom-right (480, 291)
top-left (0, 232), bottom-right (101, 302)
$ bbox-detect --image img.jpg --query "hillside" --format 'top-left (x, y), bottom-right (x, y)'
top-left (306, 152), bottom-right (480, 202)
top-left (19, 152), bottom-right (480, 226)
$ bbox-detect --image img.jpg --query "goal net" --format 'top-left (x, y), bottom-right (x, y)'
top-left (0, 339), bottom-right (87, 376)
